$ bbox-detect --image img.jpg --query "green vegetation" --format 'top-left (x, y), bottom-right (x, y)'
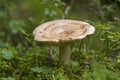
top-left (0, 0), bottom-right (120, 80)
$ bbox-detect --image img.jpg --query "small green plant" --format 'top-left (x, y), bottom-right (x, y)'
top-left (82, 60), bottom-right (120, 80)
top-left (0, 49), bottom-right (14, 60)
top-left (1, 77), bottom-right (15, 80)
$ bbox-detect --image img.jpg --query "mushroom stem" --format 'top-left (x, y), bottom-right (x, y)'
top-left (59, 45), bottom-right (71, 66)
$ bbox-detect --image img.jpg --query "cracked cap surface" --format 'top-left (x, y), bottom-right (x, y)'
top-left (33, 20), bottom-right (95, 44)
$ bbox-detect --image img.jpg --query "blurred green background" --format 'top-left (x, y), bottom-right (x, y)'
top-left (0, 0), bottom-right (120, 80)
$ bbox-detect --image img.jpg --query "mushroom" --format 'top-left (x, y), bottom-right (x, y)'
top-left (33, 20), bottom-right (95, 66)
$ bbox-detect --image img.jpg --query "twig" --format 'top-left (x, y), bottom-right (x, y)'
top-left (48, 46), bottom-right (54, 67)
top-left (62, 4), bottom-right (71, 19)
top-left (79, 39), bottom-right (84, 54)
top-left (62, 0), bottom-right (73, 19)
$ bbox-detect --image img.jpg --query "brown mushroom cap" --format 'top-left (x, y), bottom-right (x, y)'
top-left (33, 20), bottom-right (95, 45)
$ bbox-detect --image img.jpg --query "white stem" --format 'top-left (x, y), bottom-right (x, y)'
top-left (59, 45), bottom-right (71, 66)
